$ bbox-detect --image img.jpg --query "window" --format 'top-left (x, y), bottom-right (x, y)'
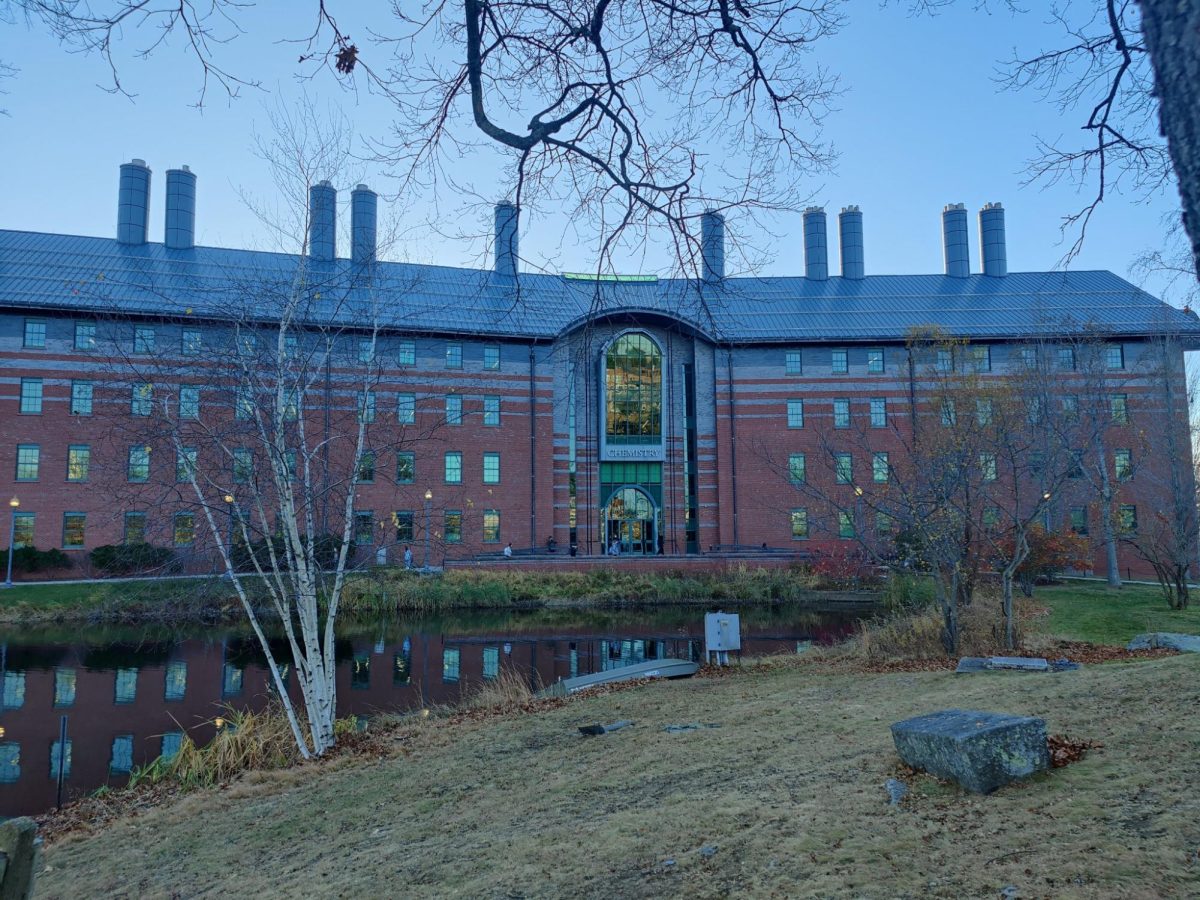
top-left (397, 340), bottom-right (416, 367)
top-left (23, 319), bottom-right (46, 348)
top-left (876, 512), bottom-right (895, 535)
top-left (445, 394), bottom-right (463, 425)
top-left (940, 399), bottom-right (956, 427)
top-left (123, 512), bottom-right (147, 544)
top-left (358, 391), bottom-right (376, 424)
top-left (16, 445), bottom-right (40, 482)
top-left (980, 452), bottom-right (997, 482)
top-left (237, 332), bottom-right (258, 357)
top-left (114, 668), bottom-right (138, 704)
top-left (446, 342), bottom-right (463, 369)
top-left (1026, 396), bottom-right (1044, 425)
top-left (222, 663), bottom-right (244, 697)
top-left (443, 648), bottom-right (461, 683)
top-left (975, 398), bottom-right (993, 426)
top-left (353, 511), bottom-right (375, 545)
top-left (67, 445), bottom-right (90, 482)
top-left (182, 328), bottom-right (202, 355)
top-left (790, 509), bottom-right (808, 540)
top-left (604, 333), bottom-right (662, 445)
top-left (1061, 395), bottom-right (1079, 421)
top-left (394, 510), bottom-right (414, 542)
top-left (1118, 504), bottom-right (1137, 534)
top-left (872, 452), bottom-right (889, 483)
top-left (0, 743), bottom-right (18, 784)
top-left (1068, 451), bottom-right (1084, 479)
top-left (1019, 346), bottom-right (1037, 368)
top-left (833, 399), bottom-right (850, 429)
top-left (444, 509), bottom-right (463, 543)
top-left (397, 393), bottom-right (416, 424)
top-left (1110, 394), bottom-right (1129, 425)
top-left (983, 507), bottom-right (999, 530)
top-left (483, 452), bottom-right (500, 484)
top-left (869, 398), bottom-right (887, 428)
top-left (1105, 344), bottom-right (1125, 370)
top-left (235, 386), bottom-right (254, 420)
top-left (131, 382), bottom-right (153, 416)
top-left (110, 735), bottom-right (134, 774)
top-left (936, 348), bottom-right (954, 373)
top-left (351, 654), bottom-right (370, 690)
top-left (1069, 507), bottom-right (1088, 536)
top-left (283, 334), bottom-right (298, 360)
top-left (173, 513), bottom-right (195, 546)
top-left (482, 509), bottom-right (501, 543)
top-left (444, 451), bottom-right (462, 484)
top-left (134, 326), bottom-right (156, 353)
top-left (284, 450), bottom-right (298, 480)
top-left (62, 513), bottom-right (86, 549)
top-left (12, 513), bottom-right (34, 550)
top-left (1114, 449), bottom-right (1133, 481)
top-left (831, 348), bottom-right (848, 374)
top-left (54, 668), bottom-right (76, 707)
top-left (397, 452), bottom-right (415, 484)
top-left (162, 733), bottom-right (184, 760)
top-left (838, 511), bottom-right (855, 539)
top-left (785, 349), bottom-right (803, 376)
top-left (484, 345), bottom-right (501, 370)
top-left (786, 399), bottom-right (804, 429)
top-left (164, 660), bottom-right (187, 701)
top-left (70, 380), bottom-right (93, 415)
top-left (50, 739), bottom-right (72, 779)
top-left (19, 378), bottom-right (43, 414)
top-left (74, 322), bottom-right (96, 350)
top-left (867, 348), bottom-right (884, 373)
top-left (394, 651), bottom-right (411, 686)
top-left (357, 451), bottom-right (376, 483)
top-left (3, 672), bottom-right (26, 710)
top-left (1056, 346), bottom-right (1075, 370)
top-left (835, 453), bottom-right (853, 484)
top-left (179, 386), bottom-right (200, 420)
top-left (232, 448), bottom-right (252, 484)
top-left (358, 339), bottom-right (375, 364)
top-left (483, 395), bottom-right (501, 426)
top-left (483, 646), bottom-right (500, 680)
top-left (970, 345), bottom-right (991, 373)
top-left (788, 453), bottom-right (806, 484)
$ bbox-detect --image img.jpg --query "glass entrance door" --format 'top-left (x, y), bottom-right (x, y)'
top-left (604, 487), bottom-right (657, 555)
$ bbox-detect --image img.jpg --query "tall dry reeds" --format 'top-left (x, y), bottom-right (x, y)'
top-left (849, 590), bottom-right (1026, 661)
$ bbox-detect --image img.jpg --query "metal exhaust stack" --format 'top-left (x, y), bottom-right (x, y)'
top-left (117, 159), bottom-right (151, 245)
top-left (803, 207), bottom-right (828, 281)
top-left (942, 203), bottom-right (969, 277)
top-left (838, 206), bottom-right (864, 279)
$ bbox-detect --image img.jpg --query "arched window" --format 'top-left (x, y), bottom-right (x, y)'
top-left (604, 333), bottom-right (662, 445)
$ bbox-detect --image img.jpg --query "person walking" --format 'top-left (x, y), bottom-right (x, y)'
top-left (403, 545), bottom-right (414, 569)
top-left (503, 542), bottom-right (513, 559)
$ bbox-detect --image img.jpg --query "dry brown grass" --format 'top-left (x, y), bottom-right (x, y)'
top-left (845, 591), bottom-right (1026, 662)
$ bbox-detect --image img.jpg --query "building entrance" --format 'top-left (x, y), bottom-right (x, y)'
top-left (604, 487), bottom-right (658, 555)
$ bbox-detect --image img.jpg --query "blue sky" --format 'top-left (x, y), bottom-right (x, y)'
top-left (0, 3), bottom-right (1187, 301)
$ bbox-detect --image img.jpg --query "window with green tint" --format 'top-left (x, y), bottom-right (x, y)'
top-left (872, 452), bottom-right (889, 483)
top-left (983, 507), bottom-right (999, 529)
top-left (483, 395), bottom-right (500, 426)
top-left (484, 345), bottom-right (500, 370)
top-left (838, 511), bottom-right (855, 539)
top-left (604, 333), bottom-right (662, 445)
top-left (114, 668), bottom-right (138, 704)
top-left (23, 319), bottom-right (46, 348)
top-left (62, 513), bottom-right (86, 549)
top-left (1057, 346), bottom-right (1075, 370)
top-left (975, 399), bottom-right (993, 426)
top-left (3, 672), bottom-right (25, 710)
top-left (358, 339), bottom-right (375, 364)
top-left (179, 386), bottom-right (200, 420)
top-left (483, 646), bottom-right (500, 679)
top-left (394, 510), bottom-right (414, 541)
top-left (16, 445), bottom-right (39, 481)
top-left (831, 348), bottom-right (848, 374)
top-left (353, 511), bottom-right (375, 544)
top-left (444, 509), bottom-right (462, 543)
top-left (483, 452), bottom-right (500, 484)
top-left (833, 399), bottom-right (850, 428)
top-left (67, 445), bottom-right (90, 482)
top-left (233, 448), bottom-right (252, 484)
top-left (134, 326), bottom-right (155, 353)
top-left (599, 462), bottom-right (662, 484)
top-left (1069, 507), bottom-right (1088, 535)
top-left (835, 453), bottom-right (852, 484)
top-left (790, 509), bottom-right (808, 539)
top-left (483, 509), bottom-right (500, 543)
top-left (445, 342), bottom-right (462, 369)
top-left (936, 349), bottom-right (953, 373)
top-left (397, 340), bottom-right (415, 366)
top-left (970, 345), bottom-right (991, 372)
top-left (1110, 394), bottom-right (1129, 425)
top-left (71, 380), bottom-right (93, 415)
top-left (980, 452), bottom-right (997, 482)
top-left (788, 453), bottom-right (806, 483)
top-left (131, 383), bottom-right (152, 416)
top-left (235, 387), bottom-right (254, 420)
top-left (444, 452), bottom-right (462, 484)
top-left (74, 322), bottom-right (96, 350)
top-left (1105, 345), bottom-right (1125, 370)
top-left (110, 735), bottom-right (134, 774)
top-left (397, 393), bottom-right (416, 424)
top-left (0, 744), bottom-right (18, 784)
top-left (20, 378), bottom-right (43, 414)
top-left (123, 512), bottom-right (147, 544)
top-left (785, 349), bottom-right (802, 375)
top-left (940, 399), bottom-right (956, 426)
top-left (173, 513), bottom-right (195, 546)
top-left (284, 450), bottom-right (298, 480)
top-left (357, 451), bottom-right (376, 483)
top-left (50, 739), bottom-right (72, 778)
top-left (787, 399), bottom-right (804, 428)
top-left (1118, 504), bottom-right (1137, 533)
top-left (443, 648), bottom-right (460, 683)
top-left (445, 394), bottom-right (462, 425)
top-left (181, 328), bottom-right (202, 355)
top-left (358, 391), bottom-right (376, 423)
top-left (12, 513), bottom-right (34, 550)
top-left (54, 668), bottom-right (76, 707)
top-left (867, 348), bottom-right (884, 373)
top-left (869, 398), bottom-right (886, 428)
top-left (397, 452), bottom-right (415, 484)
top-left (876, 512), bottom-right (894, 534)
top-left (1114, 449), bottom-right (1132, 481)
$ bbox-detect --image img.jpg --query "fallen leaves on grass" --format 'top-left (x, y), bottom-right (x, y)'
top-left (1048, 734), bottom-right (1103, 769)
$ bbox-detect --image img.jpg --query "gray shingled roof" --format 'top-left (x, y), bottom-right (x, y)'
top-left (2, 229), bottom-right (1197, 344)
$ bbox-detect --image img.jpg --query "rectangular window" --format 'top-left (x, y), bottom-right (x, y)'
top-left (19, 378), bottom-right (43, 414)
top-left (283, 334), bottom-right (298, 360)
top-left (232, 448), bottom-right (253, 484)
top-left (484, 345), bottom-right (501, 370)
top-left (397, 393), bottom-right (416, 424)
top-left (1026, 396), bottom-right (1043, 425)
top-left (179, 386), bottom-right (200, 419)
top-left (940, 399), bottom-right (956, 426)
top-left (131, 382), bottom-right (153, 417)
top-left (445, 342), bottom-right (462, 369)
top-left (50, 738), bottom-right (72, 779)
top-left (936, 348), bottom-right (954, 373)
top-left (983, 506), bottom-right (999, 530)
top-left (872, 452), bottom-right (889, 483)
top-left (443, 648), bottom-right (461, 683)
top-left (181, 328), bottom-right (202, 355)
top-left (1069, 507), bottom-right (1088, 536)
top-left (869, 398), bottom-right (886, 428)
top-left (394, 510), bottom-right (414, 542)
top-left (70, 380), bottom-right (93, 415)
top-left (357, 391), bottom-right (376, 424)
top-left (222, 664), bottom-right (244, 697)
top-left (444, 509), bottom-right (462, 543)
top-left (482, 509), bottom-right (501, 543)
top-left (444, 451), bottom-right (462, 484)
top-left (831, 348), bottom-right (848, 374)
top-left (785, 349), bottom-right (803, 376)
top-left (788, 453), bottom-right (806, 483)
top-left (0, 743), bottom-right (17, 784)
top-left (235, 386), bottom-right (254, 420)
top-left (12, 513), bottom-right (34, 550)
top-left (284, 450), bottom-right (298, 480)
top-left (1114, 449), bottom-right (1133, 481)
top-left (483, 646), bottom-right (500, 680)
top-left (1105, 344), bottom-right (1125, 370)
top-left (123, 512), bottom-right (147, 544)
top-left (358, 339), bottom-right (375, 364)
top-left (980, 452), bottom-right (997, 482)
top-left (786, 399), bottom-right (804, 429)
top-left (1118, 504), bottom-right (1137, 534)
top-left (790, 509), bottom-right (808, 540)
top-left (397, 340), bottom-right (415, 367)
top-left (1068, 450), bottom-right (1084, 479)
top-left (971, 345), bottom-right (991, 373)
top-left (237, 332), bottom-right (258, 357)
top-left (1110, 394), bottom-right (1129, 425)
top-left (74, 322), bottom-right (96, 351)
top-left (1061, 395), bottom-right (1079, 421)
top-left (396, 452), bottom-right (415, 484)
top-left (833, 398), bottom-right (850, 429)
top-left (483, 395), bottom-right (501, 426)
top-left (867, 348), bottom-right (884, 374)
top-left (109, 735), bottom-right (134, 774)
top-left (114, 668), bottom-right (138, 705)
top-left (162, 732), bottom-right (184, 759)
top-left (173, 513), bottom-right (195, 546)
top-left (62, 513), bottom-right (86, 549)
top-left (1019, 346), bottom-right (1037, 368)
top-left (1057, 346), bottom-right (1075, 370)
top-left (975, 398), bottom-right (993, 426)
top-left (66, 445), bottom-right (90, 482)
top-left (3, 672), bottom-right (25, 710)
top-left (354, 511), bottom-right (375, 545)
top-left (134, 325), bottom-right (156, 353)
top-left (357, 451), bottom-right (376, 483)
top-left (15, 445), bottom-right (40, 482)
top-left (54, 668), bottom-right (76, 707)
top-left (835, 453), bottom-right (853, 485)
top-left (23, 319), bottom-right (46, 349)
top-left (483, 452), bottom-right (501, 484)
top-left (838, 511), bottom-right (855, 539)
top-left (173, 448), bottom-right (196, 483)
top-left (445, 394), bottom-right (462, 425)
top-left (876, 512), bottom-right (895, 535)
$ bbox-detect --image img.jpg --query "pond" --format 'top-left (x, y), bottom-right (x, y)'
top-left (0, 603), bottom-right (863, 817)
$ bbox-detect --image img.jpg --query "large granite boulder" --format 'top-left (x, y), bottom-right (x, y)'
top-left (891, 709), bottom-right (1049, 794)
top-left (1126, 632), bottom-right (1200, 653)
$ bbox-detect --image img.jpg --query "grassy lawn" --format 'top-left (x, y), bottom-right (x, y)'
top-left (37, 654), bottom-right (1200, 898)
top-left (0, 577), bottom-right (232, 621)
top-left (1032, 581), bottom-right (1200, 645)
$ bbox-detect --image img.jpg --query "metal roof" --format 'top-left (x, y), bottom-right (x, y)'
top-left (2, 229), bottom-right (1198, 344)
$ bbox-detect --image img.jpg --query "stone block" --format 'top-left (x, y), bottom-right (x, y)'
top-left (891, 709), bottom-right (1049, 794)
top-left (1127, 632), bottom-right (1200, 653)
top-left (0, 817), bottom-right (39, 900)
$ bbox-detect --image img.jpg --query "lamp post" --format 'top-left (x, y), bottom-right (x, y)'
top-left (3, 497), bottom-right (19, 588)
top-left (853, 486), bottom-right (864, 539)
top-left (423, 489), bottom-right (433, 569)
top-left (223, 494), bottom-right (235, 576)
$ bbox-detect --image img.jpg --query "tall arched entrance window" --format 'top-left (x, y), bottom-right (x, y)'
top-left (604, 333), bottom-right (662, 446)
top-left (604, 486), bottom-right (657, 556)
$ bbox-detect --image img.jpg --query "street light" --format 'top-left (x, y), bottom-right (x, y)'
top-left (423, 489), bottom-right (433, 568)
top-left (3, 497), bottom-right (19, 589)
top-left (853, 486), bottom-right (863, 539)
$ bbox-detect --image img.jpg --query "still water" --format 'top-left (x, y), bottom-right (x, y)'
top-left (0, 604), bottom-right (861, 817)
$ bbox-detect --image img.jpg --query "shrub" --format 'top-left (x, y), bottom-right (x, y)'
top-left (0, 546), bottom-right (72, 574)
top-left (89, 543), bottom-right (175, 575)
top-left (231, 532), bottom-right (342, 572)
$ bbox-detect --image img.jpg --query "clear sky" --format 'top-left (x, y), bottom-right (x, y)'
top-left (0, 3), bottom-right (1188, 302)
